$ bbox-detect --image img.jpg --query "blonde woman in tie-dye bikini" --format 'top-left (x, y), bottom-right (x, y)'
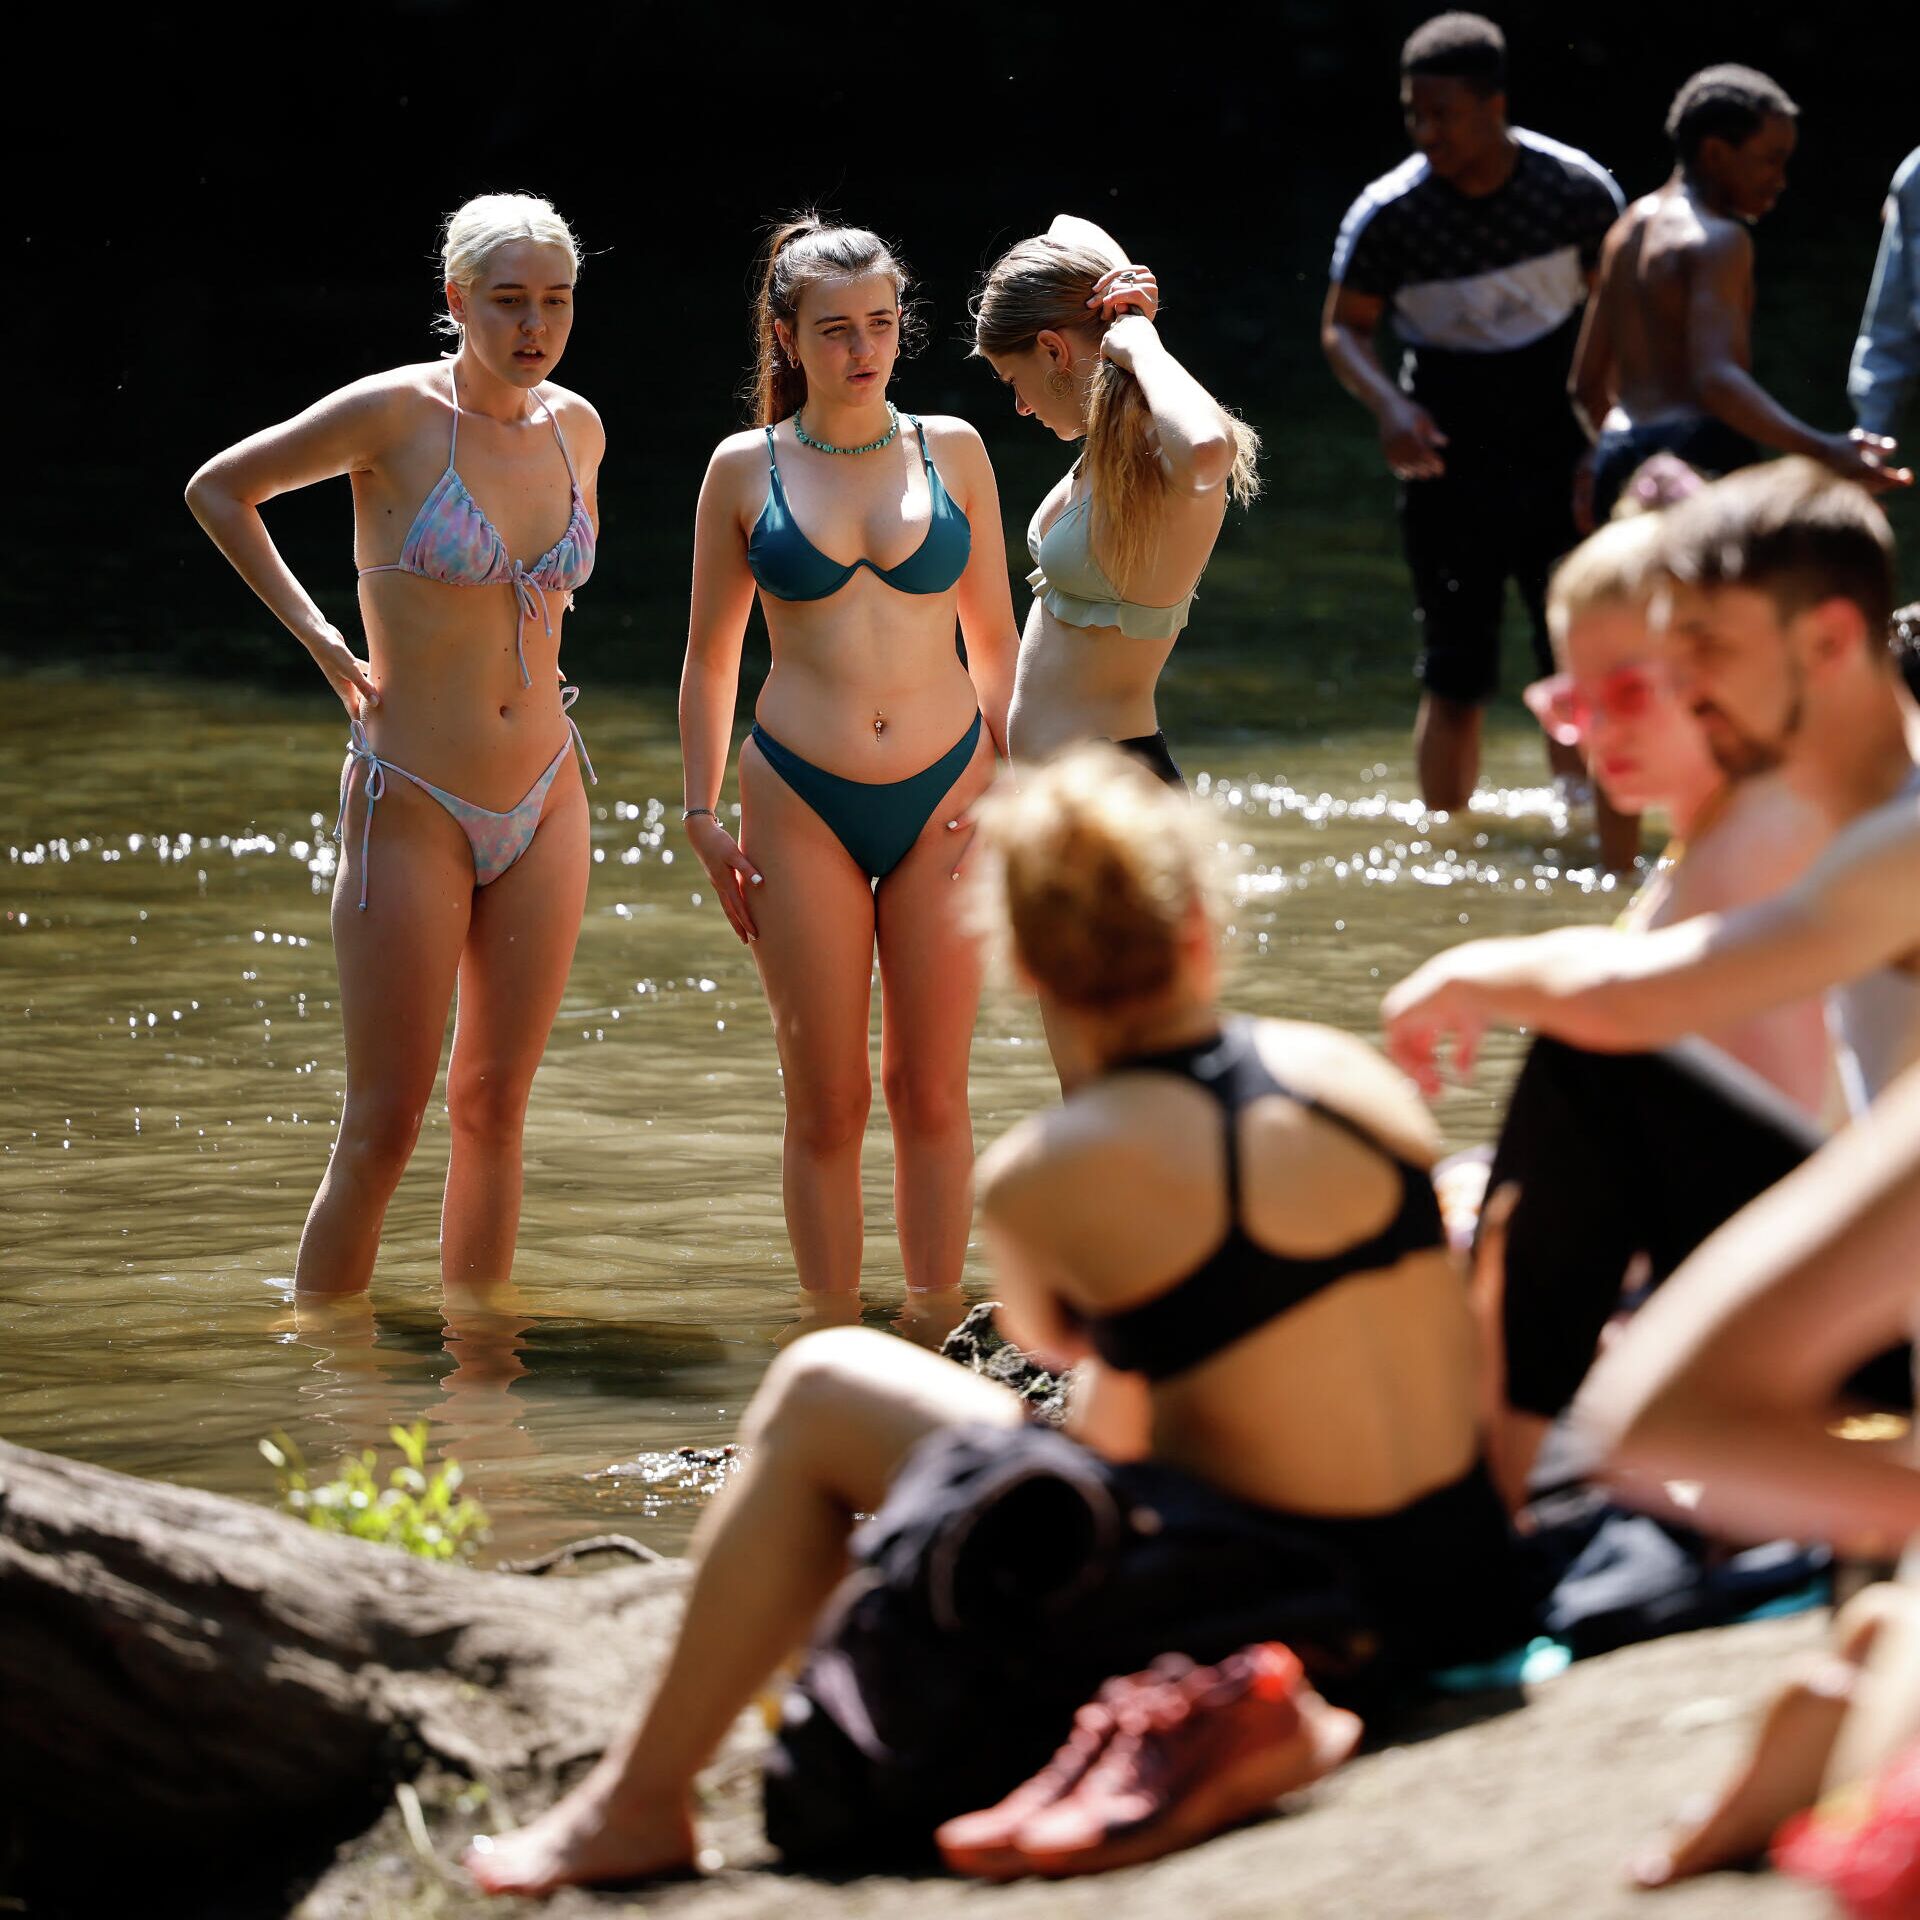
top-left (186, 192), bottom-right (602, 1297)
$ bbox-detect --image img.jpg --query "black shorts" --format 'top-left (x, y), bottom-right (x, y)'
top-left (1489, 1037), bottom-right (1910, 1420)
top-left (762, 1423), bottom-right (1536, 1864)
top-left (1400, 461), bottom-right (1580, 706)
top-left (1590, 415), bottom-right (1759, 523)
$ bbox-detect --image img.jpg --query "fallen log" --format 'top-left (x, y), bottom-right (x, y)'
top-left (0, 1438), bottom-right (1839, 1920)
top-left (0, 1437), bottom-right (688, 1906)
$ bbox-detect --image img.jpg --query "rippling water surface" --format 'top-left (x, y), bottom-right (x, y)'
top-left (0, 670), bottom-right (1624, 1558)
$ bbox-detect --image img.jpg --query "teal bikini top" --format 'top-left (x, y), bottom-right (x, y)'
top-left (1026, 475), bottom-right (1197, 642)
top-left (749, 413), bottom-right (972, 602)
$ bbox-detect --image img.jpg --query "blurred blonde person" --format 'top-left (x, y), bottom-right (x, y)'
top-left (468, 749), bottom-right (1529, 1896)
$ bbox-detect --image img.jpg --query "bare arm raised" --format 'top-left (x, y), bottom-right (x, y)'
top-left (678, 436), bottom-right (765, 944)
top-left (1382, 796), bottom-right (1920, 1093)
top-left (1099, 312), bottom-right (1239, 496)
top-left (184, 377), bottom-right (405, 718)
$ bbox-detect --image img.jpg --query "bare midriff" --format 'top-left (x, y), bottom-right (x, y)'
top-left (754, 575), bottom-right (980, 778)
top-left (356, 571), bottom-right (579, 808)
top-left (1007, 599), bottom-right (1179, 766)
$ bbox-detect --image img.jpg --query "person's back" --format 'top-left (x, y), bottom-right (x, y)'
top-left (1596, 183), bottom-right (1737, 427)
top-left (985, 1016), bottom-right (1480, 1519)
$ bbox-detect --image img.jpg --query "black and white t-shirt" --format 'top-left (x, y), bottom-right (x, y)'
top-left (1332, 130), bottom-right (1623, 454)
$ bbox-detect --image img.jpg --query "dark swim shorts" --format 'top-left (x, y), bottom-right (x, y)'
top-left (1589, 414), bottom-right (1759, 524)
top-left (1401, 459), bottom-right (1581, 705)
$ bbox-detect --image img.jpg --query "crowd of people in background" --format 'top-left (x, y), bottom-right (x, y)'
top-left (179, 7), bottom-right (1920, 1906)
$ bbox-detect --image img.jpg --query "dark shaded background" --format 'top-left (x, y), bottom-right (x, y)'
top-left (20, 0), bottom-right (1917, 717)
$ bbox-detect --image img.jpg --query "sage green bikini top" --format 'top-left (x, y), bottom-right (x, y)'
top-left (1025, 473), bottom-right (1198, 642)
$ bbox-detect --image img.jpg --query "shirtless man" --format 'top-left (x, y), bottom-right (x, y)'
top-left (1383, 460), bottom-right (1920, 1498)
top-left (1573, 66), bottom-right (1908, 524)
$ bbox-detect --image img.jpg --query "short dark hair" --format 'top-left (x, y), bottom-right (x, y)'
top-left (1660, 458), bottom-right (1896, 642)
top-left (1666, 65), bottom-right (1799, 165)
top-left (1401, 13), bottom-right (1506, 96)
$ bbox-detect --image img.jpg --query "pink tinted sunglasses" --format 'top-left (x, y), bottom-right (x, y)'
top-left (1523, 662), bottom-right (1668, 746)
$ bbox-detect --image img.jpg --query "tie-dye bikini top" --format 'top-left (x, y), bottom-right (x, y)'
top-left (359, 365), bottom-right (595, 687)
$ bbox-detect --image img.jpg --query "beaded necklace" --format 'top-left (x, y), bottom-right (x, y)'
top-left (794, 402), bottom-right (900, 456)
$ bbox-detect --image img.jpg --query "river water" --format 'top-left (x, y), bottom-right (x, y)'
top-left (0, 670), bottom-right (1622, 1559)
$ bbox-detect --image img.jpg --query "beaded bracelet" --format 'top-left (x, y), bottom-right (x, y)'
top-left (682, 806), bottom-right (718, 824)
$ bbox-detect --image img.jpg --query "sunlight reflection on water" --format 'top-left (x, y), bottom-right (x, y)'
top-left (0, 672), bottom-right (1621, 1558)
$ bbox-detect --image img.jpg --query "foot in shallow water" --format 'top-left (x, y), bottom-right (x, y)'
top-left (1630, 1659), bottom-right (1855, 1889)
top-left (464, 1766), bottom-right (696, 1897)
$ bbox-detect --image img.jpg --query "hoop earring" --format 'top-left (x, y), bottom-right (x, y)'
top-left (1045, 368), bottom-right (1073, 399)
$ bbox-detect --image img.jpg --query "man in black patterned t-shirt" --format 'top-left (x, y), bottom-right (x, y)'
top-left (1322, 12), bottom-right (1623, 836)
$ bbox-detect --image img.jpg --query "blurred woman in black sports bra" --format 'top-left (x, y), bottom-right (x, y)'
top-left (467, 745), bottom-right (1528, 1898)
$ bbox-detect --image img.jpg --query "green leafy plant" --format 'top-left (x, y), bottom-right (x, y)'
top-left (261, 1422), bottom-right (489, 1561)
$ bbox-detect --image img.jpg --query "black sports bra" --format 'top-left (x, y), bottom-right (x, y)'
top-left (1087, 1019), bottom-right (1446, 1382)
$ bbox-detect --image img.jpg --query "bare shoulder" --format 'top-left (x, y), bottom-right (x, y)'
top-left (709, 426), bottom-right (769, 467)
top-left (314, 362), bottom-right (435, 415)
top-left (1711, 777), bottom-right (1831, 881)
top-left (916, 412), bottom-right (991, 473)
top-left (1248, 1018), bottom-right (1442, 1165)
top-left (1666, 781), bottom-right (1826, 923)
top-left (1693, 212), bottom-right (1754, 270)
top-left (978, 1093), bottom-right (1140, 1236)
top-left (539, 381), bottom-right (605, 454)
top-left (700, 427), bottom-right (770, 504)
top-left (286, 363), bottom-right (446, 458)
top-left (914, 412), bottom-right (986, 452)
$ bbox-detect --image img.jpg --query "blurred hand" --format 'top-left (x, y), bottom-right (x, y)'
top-left (305, 623), bottom-right (380, 721)
top-left (1380, 399), bottom-right (1449, 481)
top-left (1381, 953), bottom-right (1493, 1098)
top-left (1821, 427), bottom-right (1914, 493)
top-left (686, 815), bottom-right (761, 943)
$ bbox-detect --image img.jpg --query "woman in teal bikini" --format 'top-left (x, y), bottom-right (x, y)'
top-left (679, 214), bottom-right (1018, 1306)
top-left (972, 216), bottom-right (1261, 788)
top-left (185, 191), bottom-right (602, 1297)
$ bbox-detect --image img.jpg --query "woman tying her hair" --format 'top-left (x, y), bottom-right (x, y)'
top-left (467, 748), bottom-right (1533, 1897)
top-left (678, 216), bottom-right (1017, 1307)
top-left (972, 216), bottom-right (1260, 789)
top-left (185, 192), bottom-right (601, 1297)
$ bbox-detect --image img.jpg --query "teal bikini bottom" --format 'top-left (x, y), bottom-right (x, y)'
top-left (749, 712), bottom-right (984, 882)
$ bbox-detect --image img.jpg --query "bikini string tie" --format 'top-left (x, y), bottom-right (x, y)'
top-left (510, 566), bottom-right (551, 691)
top-left (559, 681), bottom-right (597, 785)
top-left (336, 718), bottom-right (388, 913)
